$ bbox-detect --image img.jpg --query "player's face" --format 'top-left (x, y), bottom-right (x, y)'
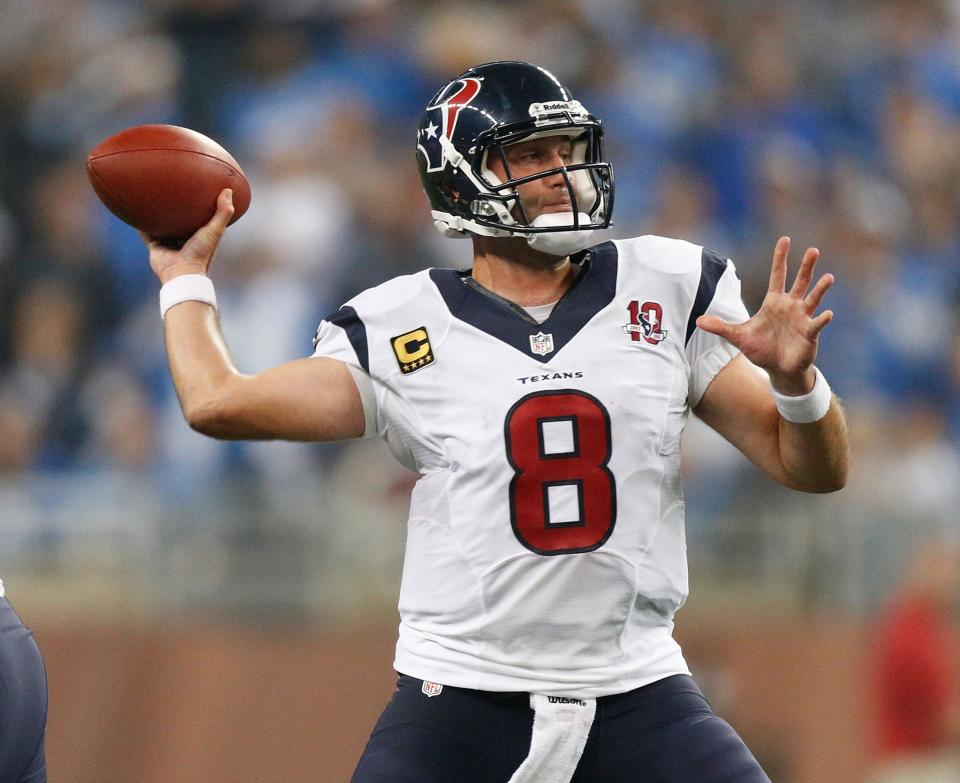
top-left (488, 135), bottom-right (575, 223)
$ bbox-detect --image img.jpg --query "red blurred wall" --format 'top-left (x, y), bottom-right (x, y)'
top-left (31, 611), bottom-right (884, 783)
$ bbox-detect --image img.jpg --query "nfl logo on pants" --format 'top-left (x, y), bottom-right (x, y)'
top-left (421, 681), bottom-right (443, 697)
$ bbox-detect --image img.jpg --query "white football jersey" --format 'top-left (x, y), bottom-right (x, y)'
top-left (312, 235), bottom-right (748, 697)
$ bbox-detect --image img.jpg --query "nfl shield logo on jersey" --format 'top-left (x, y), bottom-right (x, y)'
top-left (421, 681), bottom-right (444, 697)
top-left (529, 332), bottom-right (555, 356)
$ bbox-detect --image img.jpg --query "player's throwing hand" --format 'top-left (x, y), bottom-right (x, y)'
top-left (696, 236), bottom-right (834, 396)
top-left (142, 188), bottom-right (235, 285)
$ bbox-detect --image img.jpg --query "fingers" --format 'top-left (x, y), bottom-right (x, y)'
top-left (189, 188), bottom-right (235, 242)
top-left (182, 189), bottom-right (234, 256)
top-left (804, 272), bottom-right (834, 315)
top-left (205, 188), bottom-right (235, 236)
top-left (696, 314), bottom-right (737, 341)
top-left (768, 236), bottom-right (790, 293)
top-left (138, 190), bottom-right (233, 252)
top-left (770, 239), bottom-right (825, 301)
top-left (137, 229), bottom-right (174, 250)
top-left (789, 246), bottom-right (820, 297)
top-left (808, 309), bottom-right (833, 339)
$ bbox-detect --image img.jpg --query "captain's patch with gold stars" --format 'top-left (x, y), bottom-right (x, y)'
top-left (391, 326), bottom-right (435, 374)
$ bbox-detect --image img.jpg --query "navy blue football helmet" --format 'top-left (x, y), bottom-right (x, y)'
top-left (416, 61), bottom-right (614, 247)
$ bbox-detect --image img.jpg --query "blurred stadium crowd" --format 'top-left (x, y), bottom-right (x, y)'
top-left (0, 0), bottom-right (959, 616)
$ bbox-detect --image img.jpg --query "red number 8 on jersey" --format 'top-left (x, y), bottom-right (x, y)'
top-left (504, 390), bottom-right (617, 555)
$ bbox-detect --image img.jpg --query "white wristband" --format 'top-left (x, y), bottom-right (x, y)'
top-left (771, 366), bottom-right (832, 423)
top-left (159, 274), bottom-right (217, 319)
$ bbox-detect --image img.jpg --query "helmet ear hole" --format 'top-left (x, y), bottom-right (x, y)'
top-left (437, 180), bottom-right (460, 206)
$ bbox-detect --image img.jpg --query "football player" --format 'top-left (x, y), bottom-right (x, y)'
top-left (144, 61), bottom-right (849, 782)
top-left (0, 582), bottom-right (48, 783)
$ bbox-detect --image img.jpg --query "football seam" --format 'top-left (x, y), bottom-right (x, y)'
top-left (87, 148), bottom-right (247, 179)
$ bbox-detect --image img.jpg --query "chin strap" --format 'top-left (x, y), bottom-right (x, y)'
top-left (525, 212), bottom-right (595, 256)
top-left (432, 210), bottom-right (597, 254)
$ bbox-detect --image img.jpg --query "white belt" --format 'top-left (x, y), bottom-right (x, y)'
top-left (507, 693), bottom-right (597, 783)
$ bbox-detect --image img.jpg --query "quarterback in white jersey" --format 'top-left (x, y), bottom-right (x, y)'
top-left (312, 236), bottom-right (746, 696)
top-left (144, 61), bottom-right (849, 783)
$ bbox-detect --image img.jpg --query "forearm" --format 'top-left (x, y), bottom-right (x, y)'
top-left (696, 356), bottom-right (850, 494)
top-left (162, 298), bottom-right (366, 442)
top-left (777, 396), bottom-right (850, 493)
top-left (147, 193), bottom-right (365, 442)
top-left (163, 300), bottom-right (246, 435)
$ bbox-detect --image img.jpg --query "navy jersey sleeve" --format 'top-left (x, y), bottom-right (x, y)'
top-left (684, 249), bottom-right (750, 406)
top-left (312, 306), bottom-right (377, 439)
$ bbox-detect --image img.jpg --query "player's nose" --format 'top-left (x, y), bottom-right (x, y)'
top-left (548, 149), bottom-right (569, 169)
top-left (541, 153), bottom-right (568, 183)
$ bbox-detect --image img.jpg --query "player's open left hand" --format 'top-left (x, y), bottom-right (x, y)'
top-left (696, 236), bottom-right (834, 396)
top-left (142, 188), bottom-right (235, 285)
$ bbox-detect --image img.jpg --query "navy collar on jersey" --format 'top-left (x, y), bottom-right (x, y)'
top-left (429, 241), bottom-right (619, 363)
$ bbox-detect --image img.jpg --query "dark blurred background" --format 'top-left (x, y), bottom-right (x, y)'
top-left (0, 1), bottom-right (958, 781)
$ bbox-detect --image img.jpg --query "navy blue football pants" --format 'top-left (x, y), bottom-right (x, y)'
top-left (0, 597), bottom-right (47, 783)
top-left (352, 673), bottom-right (771, 782)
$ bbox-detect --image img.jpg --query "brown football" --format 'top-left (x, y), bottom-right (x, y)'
top-left (86, 124), bottom-right (251, 240)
